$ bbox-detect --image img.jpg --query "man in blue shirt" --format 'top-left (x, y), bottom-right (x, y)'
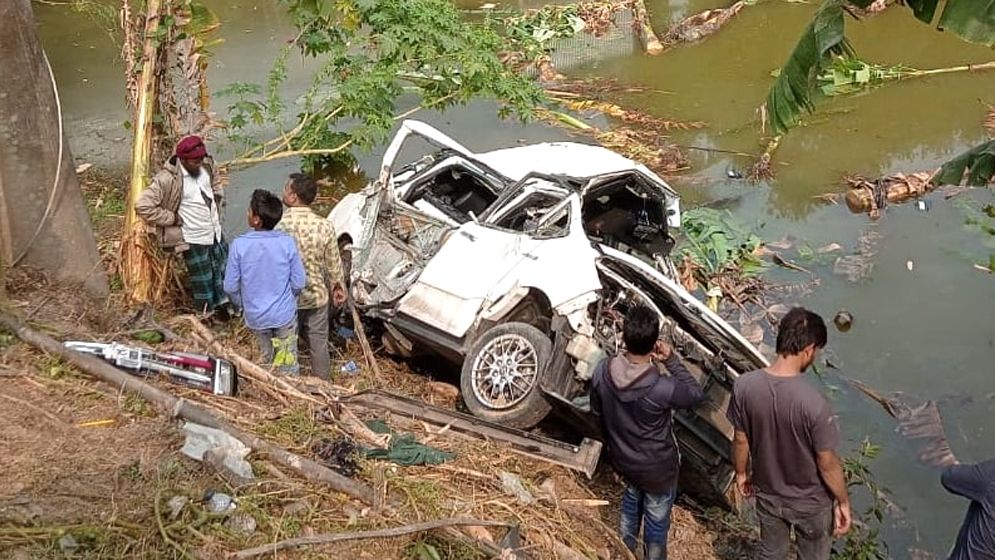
top-left (224, 190), bottom-right (306, 374)
top-left (942, 459), bottom-right (995, 560)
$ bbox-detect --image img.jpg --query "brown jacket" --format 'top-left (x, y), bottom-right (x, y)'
top-left (135, 155), bottom-right (223, 252)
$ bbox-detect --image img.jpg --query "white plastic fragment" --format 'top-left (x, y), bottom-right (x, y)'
top-left (180, 422), bottom-right (254, 481)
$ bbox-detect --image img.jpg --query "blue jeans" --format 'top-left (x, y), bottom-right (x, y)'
top-left (620, 484), bottom-right (677, 560)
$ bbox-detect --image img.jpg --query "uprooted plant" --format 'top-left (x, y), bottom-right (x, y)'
top-left (219, 0), bottom-right (544, 171)
top-left (675, 207), bottom-right (767, 309)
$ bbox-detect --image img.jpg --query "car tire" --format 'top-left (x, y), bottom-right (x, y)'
top-left (460, 322), bottom-right (552, 429)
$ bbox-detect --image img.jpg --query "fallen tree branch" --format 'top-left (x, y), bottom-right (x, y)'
top-left (231, 517), bottom-right (509, 559)
top-left (0, 310), bottom-right (379, 506)
top-left (181, 315), bottom-right (323, 406)
top-left (349, 303), bottom-right (383, 382)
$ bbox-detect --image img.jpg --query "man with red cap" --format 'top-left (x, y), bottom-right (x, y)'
top-left (136, 135), bottom-right (230, 316)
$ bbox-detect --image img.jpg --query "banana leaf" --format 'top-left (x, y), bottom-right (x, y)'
top-left (763, 0), bottom-right (854, 134)
top-left (935, 139), bottom-right (995, 186)
top-left (767, 0), bottom-right (995, 134)
top-left (850, 0), bottom-right (995, 45)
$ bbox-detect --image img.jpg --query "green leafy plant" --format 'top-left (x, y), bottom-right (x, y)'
top-left (220, 0), bottom-right (545, 170)
top-left (832, 438), bottom-right (890, 560)
top-left (504, 4), bottom-right (587, 62)
top-left (678, 207), bottom-right (766, 277)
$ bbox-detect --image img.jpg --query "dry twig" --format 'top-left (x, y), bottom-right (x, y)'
top-left (231, 517), bottom-right (510, 559)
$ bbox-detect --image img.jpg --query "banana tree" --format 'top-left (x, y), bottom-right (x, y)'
top-left (763, 0), bottom-right (995, 185)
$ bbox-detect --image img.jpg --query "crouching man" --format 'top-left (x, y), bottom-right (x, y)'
top-left (590, 305), bottom-right (706, 560)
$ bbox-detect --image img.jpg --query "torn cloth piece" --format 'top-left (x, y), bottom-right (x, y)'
top-left (365, 419), bottom-right (455, 466)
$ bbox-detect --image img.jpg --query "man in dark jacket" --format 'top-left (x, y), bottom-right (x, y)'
top-left (590, 304), bottom-right (706, 560)
top-left (941, 459), bottom-right (995, 560)
top-left (136, 136), bottom-right (228, 316)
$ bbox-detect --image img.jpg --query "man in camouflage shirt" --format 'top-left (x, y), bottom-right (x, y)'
top-left (277, 173), bottom-right (347, 379)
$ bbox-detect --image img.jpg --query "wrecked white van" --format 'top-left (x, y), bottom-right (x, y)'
top-left (329, 120), bottom-right (768, 501)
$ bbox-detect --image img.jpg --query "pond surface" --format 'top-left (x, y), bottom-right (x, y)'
top-left (35, 1), bottom-right (995, 556)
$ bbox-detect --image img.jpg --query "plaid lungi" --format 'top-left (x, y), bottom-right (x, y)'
top-left (183, 241), bottom-right (229, 312)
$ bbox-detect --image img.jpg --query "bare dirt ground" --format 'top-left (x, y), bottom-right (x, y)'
top-left (0, 172), bottom-right (755, 559)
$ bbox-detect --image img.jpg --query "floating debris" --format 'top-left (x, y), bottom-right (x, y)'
top-left (747, 136), bottom-right (781, 183)
top-left (843, 170), bottom-right (936, 217)
top-left (833, 310), bottom-right (853, 332)
top-left (846, 378), bottom-right (958, 467)
top-left (833, 228), bottom-right (881, 282)
top-left (661, 1), bottom-right (748, 48)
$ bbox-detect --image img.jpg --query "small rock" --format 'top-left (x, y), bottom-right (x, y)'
top-left (204, 491), bottom-right (236, 514)
top-left (58, 534), bottom-right (78, 554)
top-left (537, 478), bottom-right (558, 503)
top-left (167, 496), bottom-right (188, 520)
top-left (428, 381), bottom-right (459, 401)
top-left (224, 513), bottom-right (257, 536)
top-left (906, 260), bottom-right (914, 271)
top-left (499, 471), bottom-right (534, 505)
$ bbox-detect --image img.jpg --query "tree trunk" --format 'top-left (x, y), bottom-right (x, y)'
top-left (0, 0), bottom-right (108, 298)
top-left (121, 0), bottom-right (164, 305)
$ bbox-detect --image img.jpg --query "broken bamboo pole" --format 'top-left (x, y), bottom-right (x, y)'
top-left (121, 0), bottom-right (164, 305)
top-left (0, 310), bottom-right (378, 505)
top-left (632, 0), bottom-right (664, 55)
top-left (231, 517), bottom-right (509, 559)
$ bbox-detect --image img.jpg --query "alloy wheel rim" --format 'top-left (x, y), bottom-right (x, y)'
top-left (470, 333), bottom-right (539, 410)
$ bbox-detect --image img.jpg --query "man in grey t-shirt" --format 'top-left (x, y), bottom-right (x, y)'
top-left (727, 307), bottom-right (851, 560)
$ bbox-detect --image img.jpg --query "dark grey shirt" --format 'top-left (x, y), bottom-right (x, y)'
top-left (943, 460), bottom-right (995, 560)
top-left (726, 369), bottom-right (840, 512)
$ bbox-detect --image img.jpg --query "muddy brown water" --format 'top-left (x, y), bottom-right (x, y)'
top-left (35, 1), bottom-right (995, 556)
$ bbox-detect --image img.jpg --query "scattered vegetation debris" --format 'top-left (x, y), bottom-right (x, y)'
top-left (544, 76), bottom-right (663, 98)
top-left (833, 228), bottom-right (881, 283)
top-left (501, 1), bottom-right (632, 78)
top-left (660, 1), bottom-right (749, 49)
top-left (818, 56), bottom-right (995, 98)
top-left (539, 81), bottom-right (697, 176)
top-left (846, 378), bottom-right (958, 468)
top-left (312, 437), bottom-right (362, 477)
top-left (747, 136), bottom-right (780, 183)
top-left (676, 207), bottom-right (767, 308)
